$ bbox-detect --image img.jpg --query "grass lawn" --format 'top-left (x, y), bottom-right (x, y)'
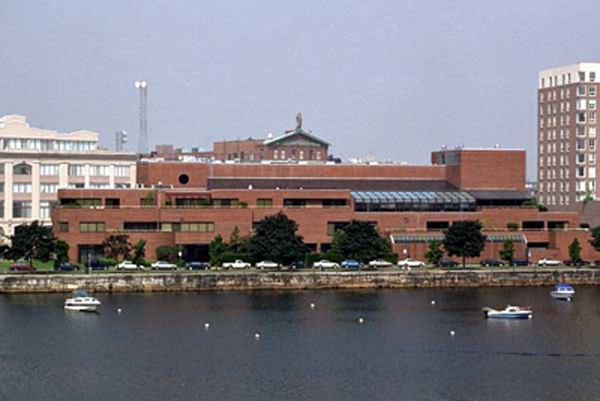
top-left (0, 259), bottom-right (55, 272)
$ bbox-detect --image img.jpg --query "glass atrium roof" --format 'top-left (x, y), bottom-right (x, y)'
top-left (351, 191), bottom-right (475, 204)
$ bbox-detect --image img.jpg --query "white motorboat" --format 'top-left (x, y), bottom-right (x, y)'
top-left (483, 305), bottom-right (533, 319)
top-left (64, 290), bottom-right (101, 312)
top-left (551, 284), bottom-right (575, 301)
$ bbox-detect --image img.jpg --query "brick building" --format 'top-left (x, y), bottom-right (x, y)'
top-left (52, 147), bottom-right (591, 265)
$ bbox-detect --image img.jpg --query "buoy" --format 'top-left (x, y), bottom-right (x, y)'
top-left (431, 300), bottom-right (436, 305)
top-left (204, 322), bottom-right (210, 329)
top-left (359, 318), bottom-right (364, 324)
top-left (310, 303), bottom-right (315, 309)
top-left (117, 308), bottom-right (122, 314)
top-left (450, 330), bottom-right (455, 336)
top-left (255, 333), bottom-right (261, 339)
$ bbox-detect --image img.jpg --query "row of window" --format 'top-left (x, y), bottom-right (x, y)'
top-left (0, 138), bottom-right (96, 152)
top-left (0, 163), bottom-right (131, 177)
top-left (1, 201), bottom-right (56, 219)
top-left (540, 72), bottom-right (597, 89)
top-left (273, 149), bottom-right (322, 161)
top-left (61, 221), bottom-right (216, 233)
top-left (539, 181), bottom-right (571, 193)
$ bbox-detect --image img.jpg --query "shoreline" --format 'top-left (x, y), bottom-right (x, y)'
top-left (1, 268), bottom-right (599, 293)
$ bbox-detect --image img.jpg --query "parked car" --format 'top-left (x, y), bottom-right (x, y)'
top-left (563, 259), bottom-right (590, 267)
top-left (435, 259), bottom-right (457, 268)
top-left (89, 260), bottom-right (108, 270)
top-left (151, 261), bottom-right (178, 270)
top-left (368, 259), bottom-right (393, 268)
top-left (510, 259), bottom-right (529, 266)
top-left (9, 261), bottom-right (36, 272)
top-left (594, 260), bottom-right (600, 267)
top-left (186, 261), bottom-right (211, 270)
top-left (289, 261), bottom-right (307, 270)
top-left (222, 259), bottom-right (251, 269)
top-left (397, 258), bottom-right (425, 269)
top-left (537, 258), bottom-right (561, 266)
top-left (116, 260), bottom-right (144, 270)
top-left (54, 263), bottom-right (80, 272)
top-left (313, 260), bottom-right (340, 269)
top-left (341, 259), bottom-right (362, 269)
top-left (256, 260), bottom-right (280, 270)
top-left (479, 259), bottom-right (504, 267)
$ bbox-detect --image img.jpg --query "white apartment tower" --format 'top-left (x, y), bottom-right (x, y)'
top-left (0, 115), bottom-right (137, 237)
top-left (538, 63), bottom-right (600, 210)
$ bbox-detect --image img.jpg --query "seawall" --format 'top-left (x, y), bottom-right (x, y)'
top-left (1, 269), bottom-right (599, 293)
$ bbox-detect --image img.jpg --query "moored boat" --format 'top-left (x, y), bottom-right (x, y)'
top-left (551, 284), bottom-right (575, 301)
top-left (483, 305), bottom-right (533, 319)
top-left (64, 290), bottom-right (101, 312)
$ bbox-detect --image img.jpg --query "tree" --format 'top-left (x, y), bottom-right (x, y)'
top-left (156, 245), bottom-right (180, 262)
top-left (568, 238), bottom-right (582, 265)
top-left (131, 240), bottom-right (146, 266)
top-left (248, 212), bottom-right (307, 265)
top-left (425, 240), bottom-right (443, 266)
top-left (443, 221), bottom-right (487, 268)
top-left (589, 226), bottom-right (600, 252)
top-left (54, 240), bottom-right (70, 267)
top-left (330, 220), bottom-right (391, 262)
top-left (102, 234), bottom-right (132, 261)
top-left (209, 235), bottom-right (229, 266)
top-left (229, 226), bottom-right (249, 253)
top-left (9, 221), bottom-right (56, 266)
top-left (499, 239), bottom-right (515, 265)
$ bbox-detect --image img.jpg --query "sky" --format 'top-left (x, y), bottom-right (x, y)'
top-left (2, 0), bottom-right (600, 179)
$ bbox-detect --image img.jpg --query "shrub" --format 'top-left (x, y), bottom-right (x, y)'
top-left (156, 245), bottom-right (180, 262)
top-left (506, 222), bottom-right (519, 231)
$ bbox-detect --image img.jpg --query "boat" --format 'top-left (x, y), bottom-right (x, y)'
top-left (64, 290), bottom-right (101, 312)
top-left (551, 284), bottom-right (575, 301)
top-left (482, 305), bottom-right (533, 319)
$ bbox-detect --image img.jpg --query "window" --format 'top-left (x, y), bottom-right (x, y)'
top-left (59, 222), bottom-right (69, 232)
top-left (590, 111), bottom-right (597, 123)
top-left (590, 86), bottom-right (597, 96)
top-left (577, 99), bottom-right (587, 110)
top-left (590, 100), bottom-right (597, 110)
top-left (13, 201), bottom-right (32, 218)
top-left (577, 139), bottom-right (586, 150)
top-left (40, 183), bottom-right (58, 193)
top-left (40, 164), bottom-right (59, 176)
top-left (13, 163), bottom-right (32, 175)
top-left (90, 165), bottom-right (110, 176)
top-left (591, 72), bottom-right (597, 82)
top-left (114, 166), bottom-right (130, 177)
top-left (578, 113), bottom-right (586, 123)
top-left (79, 222), bottom-right (106, 233)
top-left (179, 222), bottom-right (214, 233)
top-left (68, 164), bottom-right (85, 176)
top-left (257, 198), bottom-right (273, 208)
top-left (580, 71), bottom-right (586, 82)
top-left (577, 167), bottom-right (585, 177)
top-left (0, 201), bottom-right (3, 218)
top-left (327, 222), bottom-right (350, 236)
top-left (273, 150), bottom-right (279, 160)
top-left (281, 150), bottom-right (286, 159)
top-left (68, 183), bottom-right (85, 189)
top-left (590, 139), bottom-right (596, 150)
top-left (90, 183), bottom-right (110, 189)
top-left (578, 153), bottom-right (586, 164)
top-left (13, 183), bottom-right (32, 193)
top-left (578, 126), bottom-right (586, 136)
top-left (590, 153), bottom-right (596, 165)
top-left (299, 150), bottom-right (304, 160)
top-left (578, 85), bottom-right (586, 96)
top-left (39, 201), bottom-right (53, 219)
top-left (590, 126), bottom-right (596, 137)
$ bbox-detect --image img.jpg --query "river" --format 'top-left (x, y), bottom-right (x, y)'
top-left (1, 287), bottom-right (599, 401)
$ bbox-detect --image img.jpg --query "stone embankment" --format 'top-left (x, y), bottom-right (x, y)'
top-left (0, 269), bottom-right (599, 293)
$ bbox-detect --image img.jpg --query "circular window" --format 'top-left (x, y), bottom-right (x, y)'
top-left (178, 174), bottom-right (190, 185)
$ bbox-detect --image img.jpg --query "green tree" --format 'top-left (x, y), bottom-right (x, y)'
top-left (443, 221), bottom-right (487, 268)
top-left (156, 245), bottom-right (180, 262)
top-left (499, 239), bottom-right (515, 265)
top-left (229, 226), bottom-right (250, 253)
top-left (9, 221), bottom-right (56, 266)
top-left (209, 235), bottom-right (229, 266)
top-left (248, 212), bottom-right (307, 265)
top-left (131, 240), bottom-right (147, 266)
top-left (54, 240), bottom-right (70, 267)
top-left (330, 220), bottom-right (391, 262)
top-left (424, 240), bottom-right (443, 266)
top-left (568, 238), bottom-right (582, 265)
top-left (102, 234), bottom-right (132, 261)
top-left (589, 226), bottom-right (600, 252)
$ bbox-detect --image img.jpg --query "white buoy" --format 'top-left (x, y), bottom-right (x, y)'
top-left (310, 303), bottom-right (315, 309)
top-left (117, 308), bottom-right (122, 314)
top-left (450, 330), bottom-right (455, 336)
top-left (255, 333), bottom-right (260, 339)
top-left (359, 318), bottom-right (364, 324)
top-left (204, 322), bottom-right (210, 329)
top-left (431, 300), bottom-right (436, 305)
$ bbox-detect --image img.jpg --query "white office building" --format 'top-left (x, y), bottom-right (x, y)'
top-left (0, 115), bottom-right (137, 237)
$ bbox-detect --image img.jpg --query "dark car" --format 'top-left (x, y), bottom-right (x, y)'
top-left (479, 259), bottom-right (504, 267)
top-left (289, 261), bottom-right (307, 270)
top-left (564, 259), bottom-right (590, 267)
top-left (54, 263), bottom-right (80, 272)
top-left (435, 259), bottom-right (457, 268)
top-left (9, 262), bottom-right (36, 272)
top-left (89, 260), bottom-right (108, 271)
top-left (186, 261), bottom-right (211, 270)
top-left (341, 259), bottom-right (362, 269)
top-left (510, 259), bottom-right (529, 266)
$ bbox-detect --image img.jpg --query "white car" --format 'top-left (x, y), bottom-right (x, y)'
top-left (368, 259), bottom-right (393, 268)
top-left (256, 260), bottom-right (280, 269)
top-left (151, 261), bottom-right (178, 270)
top-left (313, 260), bottom-right (340, 269)
top-left (537, 258), bottom-right (561, 266)
top-left (222, 259), bottom-right (251, 269)
top-left (116, 260), bottom-right (143, 270)
top-left (397, 258), bottom-right (426, 268)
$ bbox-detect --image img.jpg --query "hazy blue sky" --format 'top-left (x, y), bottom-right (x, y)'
top-left (2, 0), bottom-right (600, 178)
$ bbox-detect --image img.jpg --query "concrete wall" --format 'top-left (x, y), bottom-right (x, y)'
top-left (1, 270), bottom-right (600, 293)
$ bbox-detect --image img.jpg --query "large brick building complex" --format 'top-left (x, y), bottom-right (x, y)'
top-left (52, 147), bottom-right (590, 265)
